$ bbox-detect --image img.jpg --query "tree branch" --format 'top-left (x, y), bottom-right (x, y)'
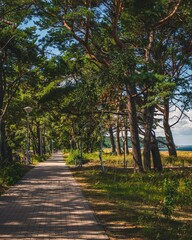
top-left (32, 0), bottom-right (57, 18)
top-left (153, 0), bottom-right (181, 28)
top-left (111, 0), bottom-right (124, 49)
top-left (0, 18), bottom-right (17, 28)
top-left (0, 35), bottom-right (15, 51)
top-left (0, 77), bottom-right (21, 122)
top-left (170, 101), bottom-right (192, 127)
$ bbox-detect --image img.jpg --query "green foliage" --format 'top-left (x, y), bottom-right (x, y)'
top-left (32, 155), bottom-right (47, 163)
top-left (1, 0), bottom-right (192, 176)
top-left (71, 161), bottom-right (192, 239)
top-left (66, 150), bottom-right (89, 166)
top-left (162, 178), bottom-right (178, 219)
top-left (0, 164), bottom-right (28, 186)
top-left (177, 178), bottom-right (192, 206)
top-left (165, 156), bottom-right (177, 165)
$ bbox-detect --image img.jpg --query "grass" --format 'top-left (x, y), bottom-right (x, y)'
top-left (0, 164), bottom-right (33, 195)
top-left (160, 151), bottom-right (192, 167)
top-left (32, 154), bottom-right (50, 164)
top-left (0, 153), bottom-right (49, 196)
top-left (65, 150), bottom-right (192, 240)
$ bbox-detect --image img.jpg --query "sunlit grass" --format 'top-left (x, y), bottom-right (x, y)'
top-left (81, 149), bottom-right (192, 168)
top-left (0, 154), bottom-right (49, 195)
top-left (0, 164), bottom-right (32, 195)
top-left (66, 150), bottom-right (192, 240)
top-left (161, 151), bottom-right (192, 167)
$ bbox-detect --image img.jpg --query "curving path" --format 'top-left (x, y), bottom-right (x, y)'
top-left (0, 152), bottom-right (109, 240)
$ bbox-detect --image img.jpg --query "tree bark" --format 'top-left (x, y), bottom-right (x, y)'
top-left (109, 124), bottom-right (116, 153)
top-left (0, 61), bottom-right (12, 165)
top-left (37, 122), bottom-right (43, 156)
top-left (151, 133), bottom-right (163, 171)
top-left (116, 114), bottom-right (122, 155)
top-left (124, 126), bottom-right (129, 155)
top-left (143, 106), bottom-right (155, 171)
top-left (70, 127), bottom-right (77, 150)
top-left (0, 121), bottom-right (13, 165)
top-left (126, 82), bottom-right (143, 172)
top-left (163, 101), bottom-right (177, 157)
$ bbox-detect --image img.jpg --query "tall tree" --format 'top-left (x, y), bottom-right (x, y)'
top-left (0, 0), bottom-right (41, 165)
top-left (31, 0), bottom-right (191, 171)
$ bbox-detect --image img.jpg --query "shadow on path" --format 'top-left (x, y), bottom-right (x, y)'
top-left (0, 152), bottom-right (108, 240)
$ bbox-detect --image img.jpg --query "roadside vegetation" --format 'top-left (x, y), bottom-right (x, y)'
top-left (1, 0), bottom-right (192, 176)
top-left (0, 2), bottom-right (192, 238)
top-left (0, 154), bottom-right (48, 196)
top-left (0, 164), bottom-right (31, 195)
top-left (65, 150), bottom-right (192, 240)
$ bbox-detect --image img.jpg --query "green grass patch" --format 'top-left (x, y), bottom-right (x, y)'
top-left (0, 164), bottom-right (32, 187)
top-left (31, 154), bottom-right (49, 164)
top-left (0, 154), bottom-right (49, 196)
top-left (68, 158), bottom-right (192, 240)
top-left (161, 151), bottom-right (192, 167)
top-left (65, 150), bottom-right (89, 165)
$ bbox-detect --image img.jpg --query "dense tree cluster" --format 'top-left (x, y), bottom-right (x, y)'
top-left (0, 0), bottom-right (191, 171)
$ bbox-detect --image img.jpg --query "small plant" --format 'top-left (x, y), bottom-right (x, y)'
top-left (66, 150), bottom-right (89, 166)
top-left (0, 164), bottom-right (25, 185)
top-left (32, 155), bottom-right (47, 163)
top-left (162, 178), bottom-right (178, 219)
top-left (177, 178), bottom-right (192, 206)
top-left (166, 156), bottom-right (177, 165)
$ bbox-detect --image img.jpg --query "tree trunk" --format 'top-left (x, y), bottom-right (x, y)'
top-left (163, 102), bottom-right (177, 157)
top-left (0, 61), bottom-right (4, 166)
top-left (0, 59), bottom-right (14, 165)
top-left (37, 122), bottom-right (43, 156)
top-left (70, 127), bottom-right (77, 150)
top-left (126, 82), bottom-right (143, 172)
top-left (109, 124), bottom-right (116, 153)
top-left (116, 115), bottom-right (122, 155)
top-left (151, 133), bottom-right (163, 171)
top-left (124, 126), bottom-right (129, 155)
top-left (143, 106), bottom-right (154, 171)
top-left (90, 141), bottom-right (93, 153)
top-left (0, 121), bottom-right (13, 165)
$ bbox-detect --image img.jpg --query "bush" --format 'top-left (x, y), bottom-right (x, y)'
top-left (177, 178), bottom-right (192, 206)
top-left (162, 178), bottom-right (178, 219)
top-left (32, 155), bottom-right (46, 163)
top-left (66, 150), bottom-right (89, 166)
top-left (166, 156), bottom-right (177, 165)
top-left (0, 164), bottom-right (26, 185)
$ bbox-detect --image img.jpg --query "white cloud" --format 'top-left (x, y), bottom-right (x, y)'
top-left (170, 109), bottom-right (192, 135)
top-left (155, 108), bottom-right (192, 145)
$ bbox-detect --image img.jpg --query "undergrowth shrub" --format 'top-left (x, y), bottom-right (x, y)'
top-left (32, 154), bottom-right (48, 163)
top-left (0, 164), bottom-right (26, 185)
top-left (162, 178), bottom-right (178, 219)
top-left (66, 150), bottom-right (89, 165)
top-left (166, 156), bottom-right (177, 165)
top-left (177, 178), bottom-right (192, 206)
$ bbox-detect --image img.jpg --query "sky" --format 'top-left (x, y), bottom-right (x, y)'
top-left (155, 109), bottom-right (192, 146)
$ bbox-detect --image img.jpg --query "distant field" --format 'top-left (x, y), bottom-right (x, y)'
top-left (100, 149), bottom-right (192, 168)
